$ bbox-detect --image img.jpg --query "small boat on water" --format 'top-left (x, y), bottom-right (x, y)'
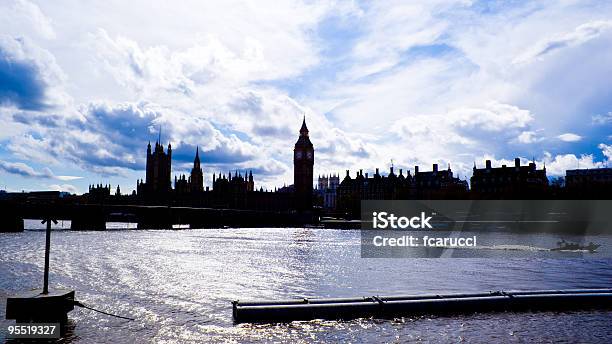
top-left (551, 239), bottom-right (600, 252)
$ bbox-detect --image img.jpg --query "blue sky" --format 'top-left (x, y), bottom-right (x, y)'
top-left (0, 0), bottom-right (611, 194)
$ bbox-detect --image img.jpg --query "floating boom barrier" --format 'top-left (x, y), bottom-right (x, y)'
top-left (232, 289), bottom-right (612, 323)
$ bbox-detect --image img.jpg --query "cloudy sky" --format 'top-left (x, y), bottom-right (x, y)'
top-left (0, 0), bottom-right (611, 194)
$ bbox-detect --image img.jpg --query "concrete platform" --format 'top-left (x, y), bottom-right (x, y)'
top-left (6, 288), bottom-right (75, 324)
top-left (233, 289), bottom-right (612, 323)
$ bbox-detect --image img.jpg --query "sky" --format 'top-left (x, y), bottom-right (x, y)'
top-left (0, 0), bottom-right (611, 194)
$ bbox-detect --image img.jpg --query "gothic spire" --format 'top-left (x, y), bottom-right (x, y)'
top-left (194, 146), bottom-right (200, 165)
top-left (300, 115), bottom-right (309, 136)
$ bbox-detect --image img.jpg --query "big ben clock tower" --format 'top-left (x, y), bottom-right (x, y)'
top-left (294, 117), bottom-right (314, 210)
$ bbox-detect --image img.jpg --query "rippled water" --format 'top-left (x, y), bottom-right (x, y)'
top-left (1, 227), bottom-right (611, 343)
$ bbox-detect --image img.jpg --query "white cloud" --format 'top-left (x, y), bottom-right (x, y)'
top-left (392, 102), bottom-right (534, 155)
top-left (0, 0), bottom-right (55, 39)
top-left (599, 143), bottom-right (612, 160)
top-left (592, 112), bottom-right (612, 125)
top-left (87, 0), bottom-right (336, 96)
top-left (557, 133), bottom-right (582, 142)
top-left (0, 160), bottom-right (81, 180)
top-left (542, 151), bottom-right (603, 176)
top-left (513, 20), bottom-right (612, 65)
top-left (449, 102), bottom-right (533, 132)
top-left (517, 131), bottom-right (542, 144)
top-left (48, 183), bottom-right (79, 194)
top-left (0, 160), bottom-right (47, 178)
top-left (55, 175), bottom-right (83, 181)
top-left (340, 1), bottom-right (469, 80)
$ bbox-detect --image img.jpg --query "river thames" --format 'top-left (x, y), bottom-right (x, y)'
top-left (1, 227), bottom-right (611, 343)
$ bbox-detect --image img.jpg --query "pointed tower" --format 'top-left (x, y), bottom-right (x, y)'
top-left (190, 146), bottom-right (204, 193)
top-left (293, 116), bottom-right (314, 210)
top-left (248, 170), bottom-right (254, 191)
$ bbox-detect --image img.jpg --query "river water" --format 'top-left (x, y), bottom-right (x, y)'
top-left (1, 227), bottom-right (611, 343)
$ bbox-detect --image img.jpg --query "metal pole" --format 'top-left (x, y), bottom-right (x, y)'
top-left (43, 218), bottom-right (51, 294)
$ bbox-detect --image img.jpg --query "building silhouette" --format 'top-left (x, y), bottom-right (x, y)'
top-left (190, 147), bottom-right (204, 193)
top-left (79, 117), bottom-right (612, 216)
top-left (138, 136), bottom-right (172, 198)
top-left (565, 167), bottom-right (612, 198)
top-left (317, 174), bottom-right (340, 209)
top-left (130, 120), bottom-right (312, 211)
top-left (470, 158), bottom-right (548, 198)
top-left (336, 164), bottom-right (468, 216)
top-left (88, 184), bottom-right (111, 202)
top-left (566, 167), bottom-right (612, 187)
top-left (413, 163), bottom-right (468, 198)
top-left (173, 147), bottom-right (204, 195)
top-left (293, 117), bottom-right (314, 210)
top-left (207, 170), bottom-right (254, 208)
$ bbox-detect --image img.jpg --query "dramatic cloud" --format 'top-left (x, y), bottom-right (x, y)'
top-left (7, 101), bottom-right (260, 176)
top-left (1, 0), bottom-right (612, 192)
top-left (0, 37), bottom-right (51, 110)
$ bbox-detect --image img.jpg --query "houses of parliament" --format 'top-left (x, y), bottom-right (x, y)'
top-left (89, 118), bottom-right (316, 211)
top-left (85, 117), bottom-right (612, 215)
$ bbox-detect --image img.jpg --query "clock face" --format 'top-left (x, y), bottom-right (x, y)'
top-left (306, 151), bottom-right (313, 159)
top-left (295, 151), bottom-right (303, 159)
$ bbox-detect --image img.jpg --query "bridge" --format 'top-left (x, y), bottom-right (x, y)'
top-left (0, 201), bottom-right (314, 231)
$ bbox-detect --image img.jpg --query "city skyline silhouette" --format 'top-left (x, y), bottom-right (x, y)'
top-left (1, 1), bottom-right (611, 195)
